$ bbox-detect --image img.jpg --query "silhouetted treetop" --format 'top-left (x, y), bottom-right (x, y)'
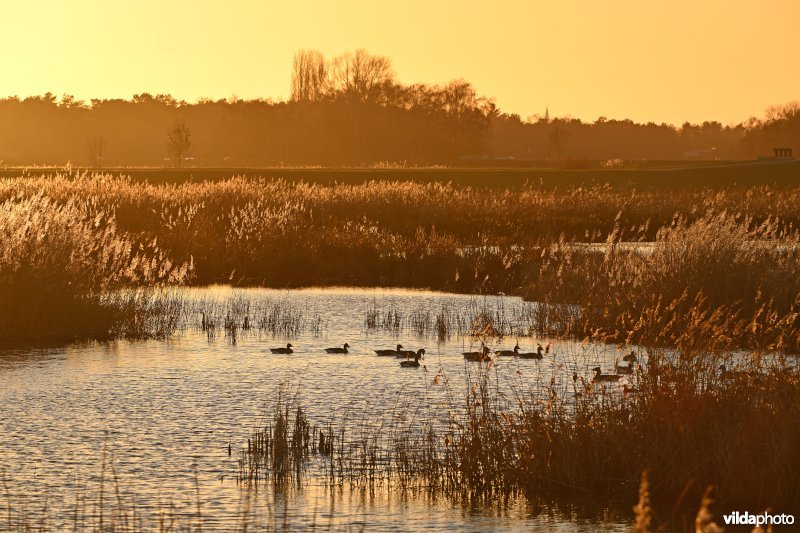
top-left (0, 50), bottom-right (796, 165)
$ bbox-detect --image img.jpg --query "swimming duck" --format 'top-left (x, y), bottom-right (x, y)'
top-left (270, 343), bottom-right (294, 354)
top-left (592, 367), bottom-right (621, 383)
top-left (400, 351), bottom-right (423, 368)
top-left (463, 346), bottom-right (492, 362)
top-left (518, 344), bottom-right (545, 359)
top-left (623, 351), bottom-right (638, 363)
top-left (375, 344), bottom-right (404, 356)
top-left (615, 360), bottom-right (635, 375)
top-left (325, 343), bottom-right (350, 354)
top-left (495, 343), bottom-right (520, 356)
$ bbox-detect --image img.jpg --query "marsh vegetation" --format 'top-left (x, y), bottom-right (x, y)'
top-left (233, 351), bottom-right (799, 532)
top-left (2, 172), bottom-right (799, 530)
top-left (2, 173), bottom-right (799, 352)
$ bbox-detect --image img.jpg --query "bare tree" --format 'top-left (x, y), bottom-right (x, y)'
top-left (765, 100), bottom-right (800, 122)
top-left (166, 121), bottom-right (191, 168)
top-left (290, 49), bottom-right (328, 102)
top-left (329, 49), bottom-right (394, 103)
top-left (86, 134), bottom-right (107, 168)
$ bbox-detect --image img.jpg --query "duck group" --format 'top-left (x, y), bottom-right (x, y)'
top-left (265, 341), bottom-right (648, 386)
top-left (464, 342), bottom-right (548, 362)
top-left (268, 342), bottom-right (427, 368)
top-left (267, 341), bottom-right (555, 363)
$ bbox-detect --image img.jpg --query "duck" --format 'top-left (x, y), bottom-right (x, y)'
top-left (615, 360), bottom-right (635, 375)
top-left (325, 343), bottom-right (350, 354)
top-left (463, 346), bottom-right (492, 362)
top-left (495, 343), bottom-right (520, 356)
top-left (397, 348), bottom-right (425, 359)
top-left (518, 344), bottom-right (545, 359)
top-left (270, 343), bottom-right (294, 354)
top-left (592, 367), bottom-right (622, 383)
top-left (400, 351), bottom-right (423, 368)
top-left (718, 365), bottom-right (752, 381)
top-left (623, 350), bottom-right (638, 363)
top-left (375, 344), bottom-right (404, 356)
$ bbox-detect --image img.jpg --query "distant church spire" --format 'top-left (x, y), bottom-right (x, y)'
top-left (544, 106), bottom-right (550, 124)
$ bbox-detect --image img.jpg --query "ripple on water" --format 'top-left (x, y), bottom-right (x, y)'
top-left (0, 287), bottom-right (632, 531)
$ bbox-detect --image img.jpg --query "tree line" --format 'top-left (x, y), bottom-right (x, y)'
top-left (0, 49), bottom-right (797, 166)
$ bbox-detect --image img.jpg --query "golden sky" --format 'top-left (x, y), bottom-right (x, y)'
top-left (2, 0), bottom-right (798, 125)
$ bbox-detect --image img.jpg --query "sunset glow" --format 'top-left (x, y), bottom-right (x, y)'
top-left (3, 0), bottom-right (798, 124)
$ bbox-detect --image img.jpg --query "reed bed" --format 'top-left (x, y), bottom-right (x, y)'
top-left (3, 173), bottom-right (798, 351)
top-left (237, 351), bottom-right (800, 531)
top-left (100, 289), bottom-right (186, 340)
top-left (527, 211), bottom-right (800, 352)
top-left (363, 298), bottom-right (573, 340)
top-left (0, 193), bottom-right (190, 342)
top-left (188, 295), bottom-right (325, 343)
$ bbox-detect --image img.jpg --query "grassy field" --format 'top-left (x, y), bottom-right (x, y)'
top-left (3, 159), bottom-right (800, 189)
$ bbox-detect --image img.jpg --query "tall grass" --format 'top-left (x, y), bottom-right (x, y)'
top-left (190, 295), bottom-right (324, 342)
top-left (5, 174), bottom-right (800, 289)
top-left (3, 173), bottom-right (799, 351)
top-left (363, 298), bottom-right (557, 340)
top-left (0, 193), bottom-right (190, 342)
top-left (528, 211), bottom-right (800, 352)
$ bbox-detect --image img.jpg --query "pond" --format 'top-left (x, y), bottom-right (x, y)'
top-left (0, 286), bottom-right (633, 531)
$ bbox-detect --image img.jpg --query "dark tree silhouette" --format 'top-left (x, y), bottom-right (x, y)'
top-left (166, 121), bottom-right (191, 168)
top-left (0, 50), bottom-right (794, 166)
top-left (329, 49), bottom-right (394, 103)
top-left (290, 49), bottom-right (328, 102)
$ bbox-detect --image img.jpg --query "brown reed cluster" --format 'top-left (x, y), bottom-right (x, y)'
top-left (528, 210), bottom-right (800, 352)
top-left (0, 192), bottom-right (190, 342)
top-left (191, 295), bottom-right (324, 343)
top-left (3, 173), bottom-right (800, 352)
top-left (363, 298), bottom-right (538, 340)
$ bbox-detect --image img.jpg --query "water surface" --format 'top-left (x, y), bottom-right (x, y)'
top-left (0, 286), bottom-right (632, 531)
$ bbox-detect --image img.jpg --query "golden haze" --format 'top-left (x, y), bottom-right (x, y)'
top-left (2, 0), bottom-right (799, 124)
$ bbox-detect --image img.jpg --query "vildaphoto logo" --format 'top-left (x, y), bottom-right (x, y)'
top-left (722, 511), bottom-right (794, 526)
